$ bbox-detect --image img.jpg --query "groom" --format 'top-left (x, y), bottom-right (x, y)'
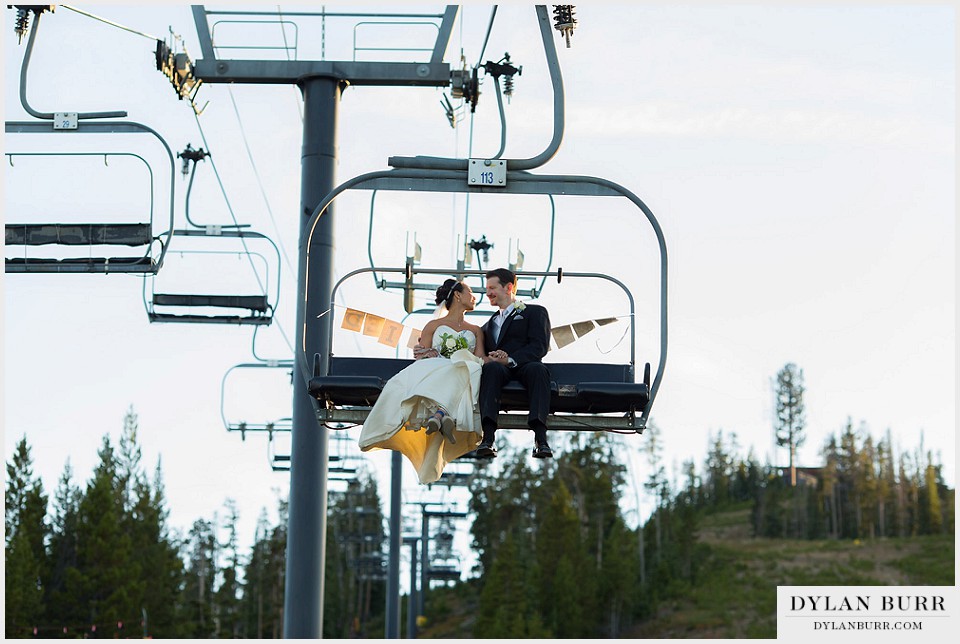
top-left (476, 268), bottom-right (553, 459)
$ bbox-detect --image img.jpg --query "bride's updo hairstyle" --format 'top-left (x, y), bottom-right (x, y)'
top-left (435, 279), bottom-right (464, 307)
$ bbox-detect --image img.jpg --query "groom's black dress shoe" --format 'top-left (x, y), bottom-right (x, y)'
top-left (476, 439), bottom-right (497, 459)
top-left (532, 441), bottom-right (554, 459)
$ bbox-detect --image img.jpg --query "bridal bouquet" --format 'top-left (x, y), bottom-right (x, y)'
top-left (437, 332), bottom-right (469, 358)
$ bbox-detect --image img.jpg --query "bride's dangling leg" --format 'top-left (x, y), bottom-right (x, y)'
top-left (425, 407), bottom-right (446, 435)
top-left (425, 407), bottom-right (457, 445)
top-left (439, 414), bottom-right (457, 445)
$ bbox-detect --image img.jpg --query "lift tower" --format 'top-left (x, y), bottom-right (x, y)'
top-left (189, 6), bottom-right (460, 637)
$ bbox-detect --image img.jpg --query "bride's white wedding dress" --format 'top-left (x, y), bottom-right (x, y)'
top-left (358, 325), bottom-right (483, 484)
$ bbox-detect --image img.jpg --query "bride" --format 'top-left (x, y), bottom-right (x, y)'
top-left (358, 279), bottom-right (487, 484)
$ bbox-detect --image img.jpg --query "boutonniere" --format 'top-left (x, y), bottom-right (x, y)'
top-left (514, 301), bottom-right (526, 313)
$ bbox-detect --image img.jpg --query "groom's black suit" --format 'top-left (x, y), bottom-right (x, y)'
top-left (479, 303), bottom-right (552, 436)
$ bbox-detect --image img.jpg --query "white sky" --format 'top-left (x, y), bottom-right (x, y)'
top-left (3, 2), bottom-right (956, 576)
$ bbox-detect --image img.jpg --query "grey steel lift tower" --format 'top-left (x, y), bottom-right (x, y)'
top-left (189, 6), bottom-right (460, 637)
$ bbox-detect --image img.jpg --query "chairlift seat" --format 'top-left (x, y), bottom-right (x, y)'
top-left (427, 565), bottom-right (461, 580)
top-left (310, 357), bottom-right (650, 424)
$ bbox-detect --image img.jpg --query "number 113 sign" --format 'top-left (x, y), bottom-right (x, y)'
top-left (468, 159), bottom-right (506, 187)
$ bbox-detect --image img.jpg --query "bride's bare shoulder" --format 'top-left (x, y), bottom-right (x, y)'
top-left (419, 319), bottom-right (440, 343)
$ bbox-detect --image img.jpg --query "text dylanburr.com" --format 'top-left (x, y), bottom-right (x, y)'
top-left (777, 586), bottom-right (958, 641)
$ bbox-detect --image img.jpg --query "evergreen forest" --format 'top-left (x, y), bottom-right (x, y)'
top-left (5, 366), bottom-right (955, 638)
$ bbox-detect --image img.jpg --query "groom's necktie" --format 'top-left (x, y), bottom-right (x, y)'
top-left (493, 310), bottom-right (507, 343)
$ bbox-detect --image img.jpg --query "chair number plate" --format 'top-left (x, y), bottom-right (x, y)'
top-left (468, 159), bottom-right (506, 187)
top-left (53, 113), bottom-right (79, 130)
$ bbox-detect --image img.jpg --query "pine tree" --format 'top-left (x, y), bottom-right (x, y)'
top-left (555, 433), bottom-right (627, 635)
top-left (858, 433), bottom-right (880, 538)
top-left (237, 493), bottom-right (289, 639)
top-left (468, 446), bottom-right (538, 577)
top-left (180, 518), bottom-right (218, 638)
top-left (773, 363), bottom-right (806, 487)
top-left (597, 516), bottom-right (638, 636)
top-left (215, 499), bottom-right (243, 638)
top-left (131, 459), bottom-right (184, 638)
top-left (114, 408), bottom-right (148, 636)
top-left (46, 460), bottom-right (84, 636)
top-left (837, 419), bottom-right (862, 537)
top-left (240, 509), bottom-right (273, 639)
top-left (475, 532), bottom-right (549, 638)
top-left (4, 436), bottom-right (49, 638)
top-left (920, 454), bottom-right (944, 535)
top-left (69, 434), bottom-right (142, 638)
top-left (117, 406), bottom-right (142, 513)
top-left (643, 422), bottom-right (669, 563)
top-left (704, 430), bottom-right (734, 508)
top-left (875, 432), bottom-right (896, 537)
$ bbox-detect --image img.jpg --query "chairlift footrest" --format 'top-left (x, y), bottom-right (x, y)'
top-left (148, 312), bottom-right (272, 325)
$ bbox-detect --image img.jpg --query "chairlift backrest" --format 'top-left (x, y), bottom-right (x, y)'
top-left (309, 266), bottom-right (651, 432)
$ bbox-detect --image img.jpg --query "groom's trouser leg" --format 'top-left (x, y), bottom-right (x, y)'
top-left (480, 362), bottom-right (510, 433)
top-left (515, 362), bottom-right (551, 432)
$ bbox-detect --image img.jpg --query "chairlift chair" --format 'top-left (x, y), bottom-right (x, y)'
top-left (220, 360), bottom-right (293, 441)
top-left (4, 124), bottom-right (176, 274)
top-left (300, 157), bottom-right (667, 435)
top-left (145, 228), bottom-right (281, 325)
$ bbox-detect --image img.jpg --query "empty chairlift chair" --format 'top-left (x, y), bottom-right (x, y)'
top-left (145, 228), bottom-right (281, 325)
top-left (3, 135), bottom-right (175, 274)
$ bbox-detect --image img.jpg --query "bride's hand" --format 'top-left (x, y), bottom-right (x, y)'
top-left (414, 344), bottom-right (439, 359)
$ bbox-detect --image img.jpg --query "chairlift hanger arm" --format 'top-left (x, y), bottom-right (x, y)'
top-left (16, 9), bottom-right (127, 120)
top-left (389, 5), bottom-right (563, 172)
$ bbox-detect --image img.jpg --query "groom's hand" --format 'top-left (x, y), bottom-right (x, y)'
top-left (486, 350), bottom-right (509, 365)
